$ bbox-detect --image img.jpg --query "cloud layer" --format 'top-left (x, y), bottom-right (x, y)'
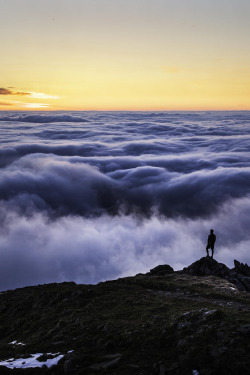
top-left (1, 153), bottom-right (250, 219)
top-left (1, 197), bottom-right (250, 291)
top-left (0, 111), bottom-right (250, 290)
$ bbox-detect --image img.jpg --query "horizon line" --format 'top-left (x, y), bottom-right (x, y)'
top-left (0, 109), bottom-right (250, 113)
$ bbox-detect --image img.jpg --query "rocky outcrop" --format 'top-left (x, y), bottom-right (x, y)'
top-left (228, 260), bottom-right (250, 292)
top-left (148, 264), bottom-right (174, 275)
top-left (181, 257), bottom-right (250, 292)
top-left (182, 257), bottom-right (230, 278)
top-left (232, 259), bottom-right (250, 276)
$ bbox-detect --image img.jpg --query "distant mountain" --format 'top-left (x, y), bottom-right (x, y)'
top-left (0, 257), bottom-right (250, 374)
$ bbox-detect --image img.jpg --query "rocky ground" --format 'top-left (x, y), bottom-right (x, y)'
top-left (0, 257), bottom-right (249, 375)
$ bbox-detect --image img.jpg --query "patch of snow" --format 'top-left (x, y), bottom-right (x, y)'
top-left (203, 309), bottom-right (217, 316)
top-left (9, 340), bottom-right (25, 346)
top-left (0, 353), bottom-right (64, 369)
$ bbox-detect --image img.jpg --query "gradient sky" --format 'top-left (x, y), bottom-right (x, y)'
top-left (0, 0), bottom-right (250, 110)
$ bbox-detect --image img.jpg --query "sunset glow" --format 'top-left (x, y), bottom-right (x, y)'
top-left (1, 0), bottom-right (250, 111)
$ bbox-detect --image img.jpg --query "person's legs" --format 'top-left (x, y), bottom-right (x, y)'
top-left (206, 245), bottom-right (209, 257)
top-left (211, 245), bottom-right (214, 259)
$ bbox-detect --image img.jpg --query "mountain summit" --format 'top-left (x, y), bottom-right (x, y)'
top-left (0, 258), bottom-right (250, 374)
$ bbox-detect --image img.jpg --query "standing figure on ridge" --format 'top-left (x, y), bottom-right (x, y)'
top-left (206, 229), bottom-right (216, 259)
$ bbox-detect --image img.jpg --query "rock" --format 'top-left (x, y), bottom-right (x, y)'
top-left (228, 261), bottom-right (250, 292)
top-left (237, 324), bottom-right (250, 335)
top-left (233, 260), bottom-right (250, 277)
top-left (177, 338), bottom-right (187, 348)
top-left (237, 276), bottom-right (250, 291)
top-left (182, 257), bottom-right (230, 278)
top-left (159, 362), bottom-right (166, 375)
top-left (101, 353), bottom-right (122, 360)
top-left (89, 355), bottom-right (122, 370)
top-left (149, 264), bottom-right (174, 275)
top-left (64, 359), bottom-right (74, 374)
top-left (153, 361), bottom-right (166, 375)
top-left (230, 277), bottom-right (249, 291)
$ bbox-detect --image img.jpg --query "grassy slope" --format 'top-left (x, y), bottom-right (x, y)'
top-left (0, 272), bottom-right (249, 375)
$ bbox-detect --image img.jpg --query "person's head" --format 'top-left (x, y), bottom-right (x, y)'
top-left (210, 229), bottom-right (214, 233)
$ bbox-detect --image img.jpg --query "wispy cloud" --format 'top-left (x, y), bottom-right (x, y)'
top-left (0, 88), bottom-right (30, 96)
top-left (0, 87), bottom-right (59, 100)
top-left (29, 92), bottom-right (59, 100)
top-left (22, 103), bottom-right (51, 109)
top-left (0, 101), bottom-right (14, 106)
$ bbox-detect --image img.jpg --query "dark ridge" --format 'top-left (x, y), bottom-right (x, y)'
top-left (0, 258), bottom-right (250, 374)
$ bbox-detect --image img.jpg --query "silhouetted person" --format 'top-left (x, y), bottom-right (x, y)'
top-left (206, 229), bottom-right (216, 258)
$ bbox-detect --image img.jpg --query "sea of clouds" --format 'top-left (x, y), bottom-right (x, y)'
top-left (0, 111), bottom-right (250, 290)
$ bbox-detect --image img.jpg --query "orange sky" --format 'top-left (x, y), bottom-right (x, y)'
top-left (0, 0), bottom-right (250, 111)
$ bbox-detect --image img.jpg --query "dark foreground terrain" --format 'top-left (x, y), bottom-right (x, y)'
top-left (0, 257), bottom-right (250, 375)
